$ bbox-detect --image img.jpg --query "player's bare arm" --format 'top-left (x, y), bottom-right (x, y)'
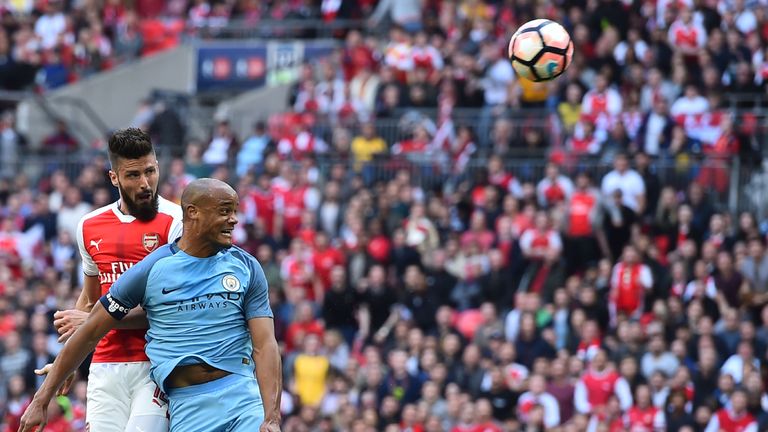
top-left (249, 317), bottom-right (282, 432)
top-left (56, 275), bottom-right (148, 343)
top-left (54, 274), bottom-right (100, 343)
top-left (38, 274), bottom-right (106, 393)
top-left (19, 302), bottom-right (118, 432)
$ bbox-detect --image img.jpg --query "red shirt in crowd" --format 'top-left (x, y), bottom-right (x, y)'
top-left (276, 187), bottom-right (307, 238)
top-left (312, 245), bottom-right (345, 291)
top-left (711, 408), bottom-right (757, 432)
top-left (625, 405), bottom-right (664, 431)
top-left (285, 320), bottom-right (324, 352)
top-left (248, 186), bottom-right (276, 236)
top-left (610, 262), bottom-right (652, 317)
top-left (575, 367), bottom-right (632, 420)
top-left (567, 191), bottom-right (597, 237)
top-left (471, 422), bottom-right (503, 432)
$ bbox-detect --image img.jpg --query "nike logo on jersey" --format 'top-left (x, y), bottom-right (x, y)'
top-left (162, 286), bottom-right (182, 294)
top-left (90, 239), bottom-right (103, 251)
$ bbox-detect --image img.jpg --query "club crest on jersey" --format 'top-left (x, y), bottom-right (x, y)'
top-left (143, 233), bottom-right (160, 252)
top-left (222, 274), bottom-right (241, 292)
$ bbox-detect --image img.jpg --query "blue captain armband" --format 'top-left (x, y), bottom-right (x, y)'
top-left (100, 292), bottom-right (132, 320)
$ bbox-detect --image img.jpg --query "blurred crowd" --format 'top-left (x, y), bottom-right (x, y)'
top-left (2, 0), bottom-right (768, 432)
top-left (0, 0), bottom-right (186, 93)
top-left (271, 0), bottom-right (768, 195)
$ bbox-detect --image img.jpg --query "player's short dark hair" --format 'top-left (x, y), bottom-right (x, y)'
top-left (107, 128), bottom-right (155, 169)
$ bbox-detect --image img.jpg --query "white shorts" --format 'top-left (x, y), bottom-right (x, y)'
top-left (86, 362), bottom-right (169, 432)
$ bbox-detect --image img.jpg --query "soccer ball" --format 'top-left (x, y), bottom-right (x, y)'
top-left (508, 19), bottom-right (574, 82)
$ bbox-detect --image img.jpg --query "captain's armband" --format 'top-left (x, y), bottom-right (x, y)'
top-left (100, 292), bottom-right (132, 320)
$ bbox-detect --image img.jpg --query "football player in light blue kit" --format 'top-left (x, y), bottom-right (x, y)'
top-left (19, 178), bottom-right (282, 432)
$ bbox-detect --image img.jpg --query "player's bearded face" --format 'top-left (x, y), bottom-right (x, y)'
top-left (113, 155), bottom-right (160, 221)
top-left (119, 180), bottom-right (159, 221)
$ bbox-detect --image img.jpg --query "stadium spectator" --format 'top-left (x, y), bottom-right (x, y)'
top-left (42, 120), bottom-right (78, 153)
top-left (236, 121), bottom-right (272, 177)
top-left (203, 119), bottom-right (239, 166)
top-left (705, 389), bottom-right (758, 432)
top-left (601, 153), bottom-right (646, 214)
top-left (610, 245), bottom-right (653, 321)
top-left (516, 374), bottom-right (560, 428)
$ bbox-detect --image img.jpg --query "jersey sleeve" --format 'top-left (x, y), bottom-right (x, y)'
top-left (167, 217), bottom-right (183, 243)
top-left (76, 217), bottom-right (99, 277)
top-left (160, 197), bottom-right (184, 242)
top-left (244, 255), bottom-right (273, 320)
top-left (573, 380), bottom-right (591, 414)
top-left (99, 245), bottom-right (172, 320)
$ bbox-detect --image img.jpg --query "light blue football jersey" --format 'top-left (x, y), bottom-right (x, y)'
top-left (99, 241), bottom-right (273, 393)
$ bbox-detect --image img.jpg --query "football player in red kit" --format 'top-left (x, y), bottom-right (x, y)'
top-left (45, 128), bottom-right (182, 432)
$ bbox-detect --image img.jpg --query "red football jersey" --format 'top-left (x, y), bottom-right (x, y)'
top-left (76, 197), bottom-right (182, 363)
top-left (582, 370), bottom-right (620, 409)
top-left (568, 191), bottom-right (597, 237)
top-left (715, 409), bottom-right (756, 432)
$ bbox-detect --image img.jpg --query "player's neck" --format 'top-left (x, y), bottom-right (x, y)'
top-left (117, 200), bottom-right (130, 216)
top-left (177, 237), bottom-right (220, 258)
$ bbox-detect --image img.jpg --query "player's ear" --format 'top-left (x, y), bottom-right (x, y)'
top-left (108, 170), bottom-right (119, 188)
top-left (186, 204), bottom-right (199, 220)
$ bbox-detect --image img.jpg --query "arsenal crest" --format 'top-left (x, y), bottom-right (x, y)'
top-left (143, 233), bottom-right (160, 252)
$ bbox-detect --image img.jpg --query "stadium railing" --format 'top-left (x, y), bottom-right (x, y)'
top-left (2, 153), bottom-right (743, 212)
top-left (275, 107), bottom-right (562, 149)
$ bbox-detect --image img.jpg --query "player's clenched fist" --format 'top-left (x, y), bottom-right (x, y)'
top-left (259, 419), bottom-right (281, 432)
top-left (53, 309), bottom-right (88, 343)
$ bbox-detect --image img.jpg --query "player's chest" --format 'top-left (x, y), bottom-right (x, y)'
top-left (86, 226), bottom-right (167, 265)
top-left (149, 262), bottom-right (251, 316)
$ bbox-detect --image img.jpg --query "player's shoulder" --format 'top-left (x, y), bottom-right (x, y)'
top-left (139, 243), bottom-right (179, 271)
top-left (157, 196), bottom-right (183, 220)
top-left (227, 245), bottom-right (259, 266)
top-left (226, 246), bottom-right (267, 276)
top-left (79, 202), bottom-right (117, 226)
top-left (77, 202), bottom-right (119, 241)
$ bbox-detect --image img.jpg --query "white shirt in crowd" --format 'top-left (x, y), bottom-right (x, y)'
top-left (643, 111), bottom-right (668, 155)
top-left (601, 169), bottom-right (646, 212)
top-left (34, 12), bottom-right (67, 49)
top-left (517, 391), bottom-right (561, 428)
top-left (720, 354), bottom-right (761, 384)
top-left (482, 59), bottom-right (515, 106)
top-left (671, 95), bottom-right (710, 117)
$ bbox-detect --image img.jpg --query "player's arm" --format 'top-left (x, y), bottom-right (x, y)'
top-left (76, 274), bottom-right (100, 311)
top-left (55, 221), bottom-right (107, 342)
top-left (249, 317), bottom-right (282, 430)
top-left (54, 275), bottom-right (102, 343)
top-left (245, 258), bottom-right (281, 431)
top-left (19, 302), bottom-right (118, 432)
top-left (56, 276), bottom-right (147, 341)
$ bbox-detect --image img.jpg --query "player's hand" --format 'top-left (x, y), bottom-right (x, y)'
top-left (17, 398), bottom-right (48, 432)
top-left (259, 419), bottom-right (281, 432)
top-left (54, 309), bottom-right (88, 343)
top-left (34, 364), bottom-right (75, 396)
